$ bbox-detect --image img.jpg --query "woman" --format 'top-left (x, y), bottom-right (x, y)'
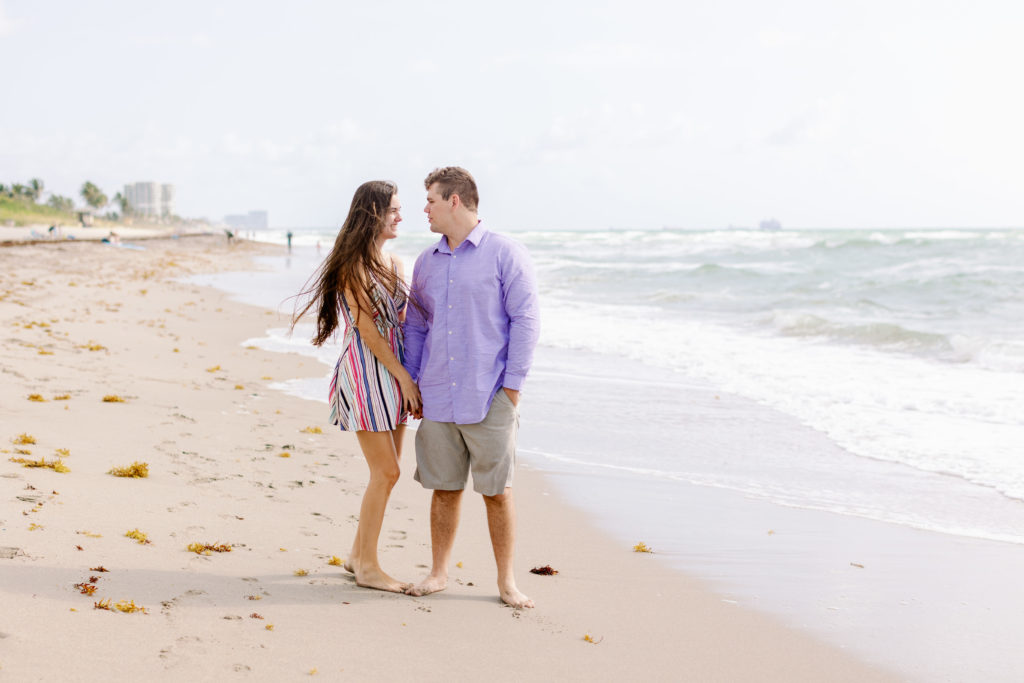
top-left (294, 180), bottom-right (421, 593)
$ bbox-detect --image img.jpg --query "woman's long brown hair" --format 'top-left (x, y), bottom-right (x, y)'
top-left (292, 180), bottom-right (406, 347)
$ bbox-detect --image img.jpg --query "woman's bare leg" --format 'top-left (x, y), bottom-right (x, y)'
top-left (347, 429), bottom-right (406, 592)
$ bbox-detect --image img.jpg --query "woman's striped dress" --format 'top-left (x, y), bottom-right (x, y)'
top-left (328, 278), bottom-right (408, 432)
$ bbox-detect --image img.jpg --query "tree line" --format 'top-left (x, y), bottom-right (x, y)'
top-left (1, 178), bottom-right (131, 216)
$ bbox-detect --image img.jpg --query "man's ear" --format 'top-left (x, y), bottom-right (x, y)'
top-left (450, 193), bottom-right (461, 209)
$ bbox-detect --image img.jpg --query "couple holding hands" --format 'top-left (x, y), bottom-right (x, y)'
top-left (295, 167), bottom-right (539, 609)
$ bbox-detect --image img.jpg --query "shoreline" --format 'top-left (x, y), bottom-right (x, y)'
top-left (0, 237), bottom-right (896, 680)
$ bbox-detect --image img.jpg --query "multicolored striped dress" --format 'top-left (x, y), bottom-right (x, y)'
top-left (328, 275), bottom-right (408, 432)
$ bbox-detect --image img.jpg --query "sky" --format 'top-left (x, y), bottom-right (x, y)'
top-left (2, 0), bottom-right (1024, 230)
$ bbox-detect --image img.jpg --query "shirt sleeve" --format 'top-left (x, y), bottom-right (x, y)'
top-left (500, 242), bottom-right (540, 390)
top-left (402, 253), bottom-right (429, 382)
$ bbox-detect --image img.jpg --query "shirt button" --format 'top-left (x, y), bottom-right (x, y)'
top-left (451, 382), bottom-right (456, 386)
top-left (450, 356), bottom-right (454, 360)
top-left (448, 304), bottom-right (452, 309)
top-left (448, 330), bottom-right (452, 335)
top-left (449, 279), bottom-right (453, 283)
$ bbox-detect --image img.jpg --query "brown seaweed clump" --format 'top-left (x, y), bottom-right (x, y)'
top-left (12, 433), bottom-right (36, 445)
top-left (529, 565), bottom-right (559, 575)
top-left (27, 394), bottom-right (47, 402)
top-left (102, 395), bottom-right (126, 403)
top-left (108, 461), bottom-right (149, 478)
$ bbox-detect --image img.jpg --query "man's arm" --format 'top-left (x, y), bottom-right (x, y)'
top-left (500, 243), bottom-right (540, 400)
top-left (402, 254), bottom-right (429, 382)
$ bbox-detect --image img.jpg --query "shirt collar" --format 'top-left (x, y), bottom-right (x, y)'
top-left (433, 221), bottom-right (486, 254)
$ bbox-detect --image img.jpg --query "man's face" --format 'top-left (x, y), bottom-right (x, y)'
top-left (424, 183), bottom-right (454, 235)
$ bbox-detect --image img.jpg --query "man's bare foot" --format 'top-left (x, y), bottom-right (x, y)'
top-left (500, 585), bottom-right (535, 609)
top-left (404, 574), bottom-right (447, 597)
top-left (354, 566), bottom-right (408, 593)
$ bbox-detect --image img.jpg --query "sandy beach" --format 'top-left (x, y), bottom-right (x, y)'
top-left (0, 236), bottom-right (897, 681)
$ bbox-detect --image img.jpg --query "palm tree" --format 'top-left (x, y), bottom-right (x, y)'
top-left (80, 181), bottom-right (108, 211)
top-left (112, 191), bottom-right (132, 217)
top-left (28, 178), bottom-right (44, 202)
top-left (47, 195), bottom-right (75, 213)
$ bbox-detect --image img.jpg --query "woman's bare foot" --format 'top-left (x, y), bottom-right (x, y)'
top-left (404, 574), bottom-right (447, 597)
top-left (354, 566), bottom-right (408, 593)
top-left (499, 584), bottom-right (534, 609)
top-left (343, 558), bottom-right (355, 573)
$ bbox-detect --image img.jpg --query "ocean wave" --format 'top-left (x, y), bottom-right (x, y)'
top-left (764, 312), bottom-right (954, 354)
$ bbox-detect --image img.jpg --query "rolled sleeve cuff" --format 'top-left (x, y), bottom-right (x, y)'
top-left (503, 373), bottom-right (527, 391)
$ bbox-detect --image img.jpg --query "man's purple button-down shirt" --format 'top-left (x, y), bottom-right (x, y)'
top-left (403, 223), bottom-right (540, 425)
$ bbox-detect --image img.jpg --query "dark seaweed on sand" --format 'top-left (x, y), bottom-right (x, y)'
top-left (529, 565), bottom-right (558, 575)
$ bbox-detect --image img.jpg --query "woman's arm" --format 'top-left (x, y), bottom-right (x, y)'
top-left (345, 284), bottom-right (422, 413)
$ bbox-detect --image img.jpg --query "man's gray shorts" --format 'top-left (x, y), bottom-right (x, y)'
top-left (414, 390), bottom-right (519, 497)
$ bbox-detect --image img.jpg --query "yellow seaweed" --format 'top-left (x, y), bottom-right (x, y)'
top-left (102, 395), bottom-right (126, 403)
top-left (27, 394), bottom-right (47, 402)
top-left (9, 456), bottom-right (69, 473)
top-left (124, 529), bottom-right (150, 545)
top-left (108, 461), bottom-right (149, 478)
top-left (53, 394), bottom-right (71, 401)
top-left (633, 542), bottom-right (653, 553)
top-left (55, 448), bottom-right (70, 457)
top-left (294, 569), bottom-right (308, 576)
top-left (300, 426), bottom-right (323, 434)
top-left (327, 556), bottom-right (343, 566)
top-left (186, 542), bottom-right (232, 554)
top-left (206, 365), bottom-right (222, 372)
top-left (12, 433), bottom-right (36, 445)
top-left (114, 600), bottom-right (148, 614)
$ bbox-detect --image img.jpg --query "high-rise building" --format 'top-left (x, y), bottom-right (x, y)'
top-left (124, 181), bottom-right (175, 217)
top-left (161, 184), bottom-right (175, 217)
top-left (224, 210), bottom-right (269, 229)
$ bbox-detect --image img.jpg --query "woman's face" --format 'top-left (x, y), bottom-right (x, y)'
top-left (380, 193), bottom-right (402, 241)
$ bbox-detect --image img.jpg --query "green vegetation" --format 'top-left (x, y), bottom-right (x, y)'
top-left (0, 194), bottom-right (79, 226)
top-left (80, 181), bottom-right (107, 210)
top-left (1, 177), bottom-right (109, 227)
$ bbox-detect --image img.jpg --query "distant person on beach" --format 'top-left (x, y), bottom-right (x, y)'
top-left (225, 229), bottom-right (234, 245)
top-left (287, 230), bottom-right (293, 253)
top-left (292, 180), bottom-right (422, 593)
top-left (403, 167), bottom-right (540, 608)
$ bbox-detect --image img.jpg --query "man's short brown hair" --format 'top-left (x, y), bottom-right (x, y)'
top-left (424, 167), bottom-right (479, 212)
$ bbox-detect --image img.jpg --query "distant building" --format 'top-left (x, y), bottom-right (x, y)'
top-left (125, 181), bottom-right (175, 218)
top-left (224, 210), bottom-right (269, 230)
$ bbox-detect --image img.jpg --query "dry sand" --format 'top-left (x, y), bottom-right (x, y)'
top-left (0, 237), bottom-right (898, 681)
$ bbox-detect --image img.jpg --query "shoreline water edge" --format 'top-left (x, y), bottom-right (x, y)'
top-left (193, 226), bottom-right (1024, 681)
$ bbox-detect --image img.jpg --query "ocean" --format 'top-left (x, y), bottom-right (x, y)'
top-left (190, 225), bottom-right (1024, 679)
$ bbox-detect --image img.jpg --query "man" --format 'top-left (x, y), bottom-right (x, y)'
top-left (402, 167), bottom-right (540, 609)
